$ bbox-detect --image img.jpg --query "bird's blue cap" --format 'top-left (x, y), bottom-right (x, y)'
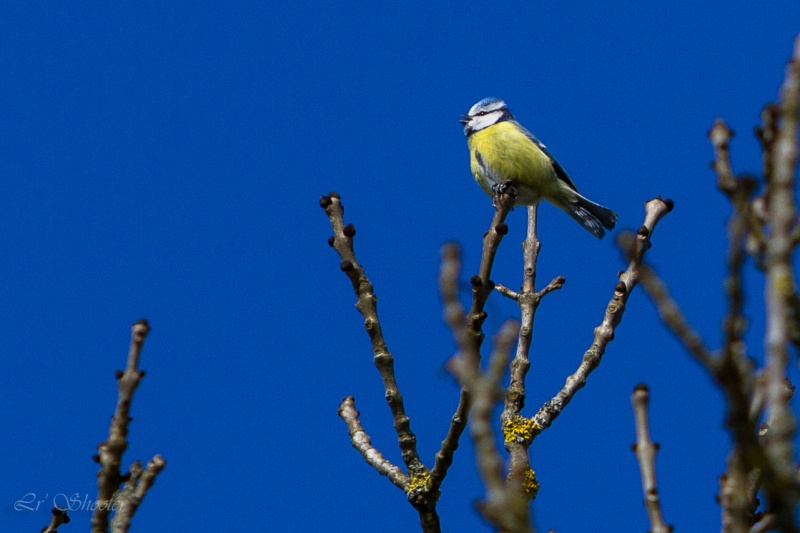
top-left (475, 97), bottom-right (504, 108)
top-left (465, 97), bottom-right (508, 117)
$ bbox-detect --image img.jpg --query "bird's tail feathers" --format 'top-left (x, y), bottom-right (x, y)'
top-left (565, 193), bottom-right (618, 239)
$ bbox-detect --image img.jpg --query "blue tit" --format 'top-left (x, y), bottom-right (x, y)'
top-left (461, 97), bottom-right (617, 238)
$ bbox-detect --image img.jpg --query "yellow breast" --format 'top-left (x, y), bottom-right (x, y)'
top-left (467, 121), bottom-right (558, 203)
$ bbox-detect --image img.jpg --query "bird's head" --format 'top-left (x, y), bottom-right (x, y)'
top-left (460, 97), bottom-right (512, 136)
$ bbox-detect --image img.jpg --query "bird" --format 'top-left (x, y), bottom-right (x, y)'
top-left (461, 97), bottom-right (617, 238)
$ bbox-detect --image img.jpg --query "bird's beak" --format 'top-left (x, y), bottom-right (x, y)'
top-left (459, 114), bottom-right (471, 125)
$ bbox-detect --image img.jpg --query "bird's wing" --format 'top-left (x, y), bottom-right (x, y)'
top-left (519, 125), bottom-right (580, 192)
top-left (474, 149), bottom-right (504, 190)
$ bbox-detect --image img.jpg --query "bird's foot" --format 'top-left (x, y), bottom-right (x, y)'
top-left (492, 181), bottom-right (518, 209)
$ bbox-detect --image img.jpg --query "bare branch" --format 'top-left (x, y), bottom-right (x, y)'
top-left (498, 206), bottom-right (562, 505)
top-left (630, 384), bottom-right (672, 533)
top-left (708, 119), bottom-right (766, 532)
top-left (631, 195), bottom-right (762, 530)
top-left (92, 319), bottom-right (163, 533)
top-left (321, 193), bottom-right (439, 531)
top-left (111, 455), bottom-right (167, 533)
top-left (713, 118), bottom-right (769, 265)
top-left (495, 283), bottom-right (521, 301)
top-left (449, 321), bottom-right (533, 533)
top-left (533, 198), bottom-right (673, 433)
top-left (437, 196), bottom-right (536, 532)
top-left (320, 193), bottom-right (427, 479)
top-left (536, 276), bottom-right (566, 300)
top-left (719, 459), bottom-right (756, 533)
top-left (709, 120), bottom-right (760, 365)
top-left (761, 33), bottom-right (800, 529)
top-left (431, 192), bottom-right (515, 493)
top-left (466, 192), bottom-right (517, 355)
top-left (720, 181), bottom-right (753, 364)
top-left (41, 507), bottom-right (70, 533)
top-left (433, 242), bottom-right (471, 493)
top-left (449, 322), bottom-right (517, 494)
top-left (710, 118), bottom-right (738, 194)
top-left (503, 206), bottom-right (543, 425)
top-left (756, 103), bottom-right (780, 192)
top-left (338, 396), bottom-right (408, 491)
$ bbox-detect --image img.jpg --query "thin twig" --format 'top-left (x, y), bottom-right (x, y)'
top-left (338, 396), bottom-right (408, 491)
top-left (532, 198), bottom-right (673, 433)
top-left (431, 192), bottom-right (516, 494)
top-left (41, 507), bottom-right (70, 533)
top-left (495, 284), bottom-right (521, 300)
top-left (719, 458), bottom-right (756, 533)
top-left (756, 104), bottom-right (780, 195)
top-left (731, 379), bottom-right (791, 533)
top-left (449, 321), bottom-right (533, 533)
top-left (633, 221), bottom-right (764, 532)
top-left (449, 322), bottom-right (517, 493)
top-left (321, 193), bottom-right (438, 531)
top-left (710, 118), bottom-right (739, 194)
top-left (433, 242), bottom-right (471, 494)
top-left (111, 455), bottom-right (167, 533)
top-left (761, 34), bottom-right (800, 530)
top-left (499, 206), bottom-right (563, 499)
top-left (466, 192), bottom-right (518, 354)
top-left (502, 206), bottom-right (542, 425)
top-left (320, 193), bottom-right (427, 476)
top-left (720, 184), bottom-right (751, 363)
top-left (92, 320), bottom-right (165, 533)
top-left (710, 117), bottom-right (764, 533)
top-left (709, 119), bottom-right (759, 364)
top-left (630, 384), bottom-right (672, 533)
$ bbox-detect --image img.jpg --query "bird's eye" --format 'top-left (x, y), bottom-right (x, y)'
top-left (476, 111), bottom-right (487, 116)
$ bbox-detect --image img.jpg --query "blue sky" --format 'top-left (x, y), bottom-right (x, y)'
top-left (1, 2), bottom-right (799, 532)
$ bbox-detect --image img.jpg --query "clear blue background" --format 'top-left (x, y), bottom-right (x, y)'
top-left (1, 2), bottom-right (799, 531)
